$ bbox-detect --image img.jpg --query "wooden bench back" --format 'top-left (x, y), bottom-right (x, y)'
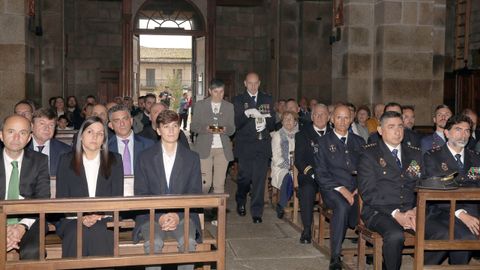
top-left (54, 130), bottom-right (77, 146)
top-left (0, 194), bottom-right (228, 270)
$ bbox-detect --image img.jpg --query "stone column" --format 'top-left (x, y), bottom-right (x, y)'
top-left (0, 0), bottom-right (29, 119)
top-left (332, 0), bottom-right (446, 125)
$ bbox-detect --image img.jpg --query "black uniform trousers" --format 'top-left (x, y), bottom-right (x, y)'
top-left (57, 219), bottom-right (113, 258)
top-left (18, 220), bottom-right (47, 260)
top-left (321, 190), bottom-right (358, 258)
top-left (298, 174), bottom-right (318, 233)
top-left (366, 212), bottom-right (449, 270)
top-left (235, 154), bottom-right (269, 218)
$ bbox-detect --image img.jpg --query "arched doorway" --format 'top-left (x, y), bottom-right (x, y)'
top-left (126, 0), bottom-right (210, 105)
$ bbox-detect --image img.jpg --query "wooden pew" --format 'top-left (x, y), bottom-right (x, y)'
top-left (414, 188), bottom-right (480, 270)
top-left (54, 130), bottom-right (77, 146)
top-left (0, 194), bottom-right (228, 270)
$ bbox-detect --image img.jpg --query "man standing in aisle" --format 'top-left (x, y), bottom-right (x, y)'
top-left (233, 72), bottom-right (276, 223)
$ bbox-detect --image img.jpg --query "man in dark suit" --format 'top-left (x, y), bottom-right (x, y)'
top-left (107, 104), bottom-right (155, 178)
top-left (134, 110), bottom-right (202, 270)
top-left (137, 102), bottom-right (190, 149)
top-left (424, 114), bottom-right (480, 265)
top-left (358, 111), bottom-right (431, 270)
top-left (294, 103), bottom-right (331, 244)
top-left (233, 72), bottom-right (276, 223)
top-left (421, 104), bottom-right (452, 153)
top-left (368, 102), bottom-right (421, 147)
top-left (28, 108), bottom-right (71, 176)
top-left (0, 115), bottom-right (50, 259)
top-left (314, 105), bottom-right (365, 269)
top-left (133, 93), bottom-right (156, 133)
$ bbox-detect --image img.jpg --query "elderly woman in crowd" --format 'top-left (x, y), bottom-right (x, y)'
top-left (55, 116), bottom-right (124, 257)
top-left (271, 110), bottom-right (299, 218)
top-left (351, 105), bottom-right (370, 143)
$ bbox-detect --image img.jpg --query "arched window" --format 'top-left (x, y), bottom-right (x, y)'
top-left (135, 0), bottom-right (205, 36)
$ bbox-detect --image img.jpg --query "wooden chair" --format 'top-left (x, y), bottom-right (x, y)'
top-left (356, 196), bottom-right (415, 270)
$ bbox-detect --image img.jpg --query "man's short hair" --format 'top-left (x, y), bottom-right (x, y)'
top-left (138, 96), bottom-right (146, 101)
top-left (402, 105), bottom-right (415, 112)
top-left (156, 110), bottom-right (180, 126)
top-left (14, 100), bottom-right (34, 113)
top-left (384, 102), bottom-right (402, 112)
top-left (209, 79), bottom-right (225, 90)
top-left (444, 114), bottom-right (473, 131)
top-left (1, 115), bottom-right (31, 132)
top-left (380, 111), bottom-right (403, 125)
top-left (145, 93), bottom-right (156, 101)
top-left (108, 104), bottom-right (131, 120)
top-left (32, 108), bottom-right (57, 121)
top-left (345, 102), bottom-right (356, 112)
top-left (434, 104), bottom-right (451, 114)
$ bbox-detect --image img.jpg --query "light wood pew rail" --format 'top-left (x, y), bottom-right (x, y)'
top-left (54, 130), bottom-right (77, 146)
top-left (0, 194), bottom-right (228, 270)
top-left (414, 188), bottom-right (480, 270)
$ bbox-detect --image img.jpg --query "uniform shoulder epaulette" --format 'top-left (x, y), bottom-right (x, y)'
top-left (406, 144), bottom-right (421, 151)
top-left (466, 148), bottom-right (479, 155)
top-left (363, 143), bottom-right (377, 149)
top-left (429, 147), bottom-right (441, 153)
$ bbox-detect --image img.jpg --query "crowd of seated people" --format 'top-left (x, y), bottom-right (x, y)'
top-left (1, 77), bottom-right (480, 270)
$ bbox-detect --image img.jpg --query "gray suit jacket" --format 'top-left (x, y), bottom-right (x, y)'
top-left (190, 97), bottom-right (235, 161)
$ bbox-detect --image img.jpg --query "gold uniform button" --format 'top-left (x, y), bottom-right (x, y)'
top-left (383, 171), bottom-right (386, 175)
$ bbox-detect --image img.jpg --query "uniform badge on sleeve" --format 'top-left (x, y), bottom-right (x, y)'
top-left (441, 162), bottom-right (449, 172)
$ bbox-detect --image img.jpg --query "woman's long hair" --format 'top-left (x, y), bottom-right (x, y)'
top-left (72, 116), bottom-right (113, 178)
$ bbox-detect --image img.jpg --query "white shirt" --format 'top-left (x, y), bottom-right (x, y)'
top-left (247, 91), bottom-right (257, 103)
top-left (83, 153), bottom-right (101, 197)
top-left (3, 150), bottom-right (35, 228)
top-left (162, 143), bottom-right (177, 188)
top-left (116, 131), bottom-right (135, 173)
top-left (446, 143), bottom-right (466, 218)
top-left (211, 102), bottom-right (223, 148)
top-left (32, 137), bottom-right (51, 168)
top-left (313, 125), bottom-right (327, 136)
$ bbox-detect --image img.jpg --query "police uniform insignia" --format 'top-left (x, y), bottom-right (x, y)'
top-left (467, 167), bottom-right (480, 180)
top-left (379, 158), bottom-right (386, 167)
top-left (441, 162), bottom-right (448, 172)
top-left (311, 140), bottom-right (319, 154)
top-left (244, 103), bottom-right (249, 110)
top-left (329, 144), bottom-right (336, 153)
top-left (407, 141), bottom-right (411, 146)
top-left (406, 160), bottom-right (421, 178)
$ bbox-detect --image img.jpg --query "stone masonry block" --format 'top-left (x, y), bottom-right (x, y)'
top-left (375, 1), bottom-right (402, 25)
top-left (5, 0), bottom-right (24, 15)
top-left (0, 44), bottom-right (26, 72)
top-left (346, 4), bottom-right (373, 26)
top-left (349, 27), bottom-right (370, 47)
top-left (434, 6), bottom-right (446, 27)
top-left (281, 2), bottom-right (298, 22)
top-left (381, 25), bottom-right (433, 51)
top-left (348, 53), bottom-right (372, 77)
top-left (418, 2), bottom-right (434, 25)
top-left (347, 78), bottom-right (371, 105)
top-left (402, 2), bottom-right (417, 25)
top-left (383, 52), bottom-right (433, 79)
top-left (0, 14), bottom-right (25, 44)
top-left (433, 28), bottom-right (445, 54)
top-left (281, 22), bottom-right (297, 39)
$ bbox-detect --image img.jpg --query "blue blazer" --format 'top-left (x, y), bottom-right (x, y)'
top-left (107, 133), bottom-right (155, 172)
top-left (28, 138), bottom-right (71, 176)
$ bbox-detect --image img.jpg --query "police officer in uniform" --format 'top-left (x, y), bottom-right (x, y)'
top-left (420, 104), bottom-right (452, 153)
top-left (294, 103), bottom-right (332, 244)
top-left (367, 102), bottom-right (421, 148)
top-left (424, 114), bottom-right (480, 265)
top-left (314, 105), bottom-right (365, 270)
top-left (358, 111), bottom-right (441, 270)
top-left (233, 72), bottom-right (276, 223)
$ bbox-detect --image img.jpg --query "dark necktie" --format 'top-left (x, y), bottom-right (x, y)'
top-left (455, 154), bottom-right (464, 174)
top-left (37, 145), bottom-right (45, 153)
top-left (318, 130), bottom-right (325, 136)
top-left (391, 149), bottom-right (402, 169)
top-left (251, 95), bottom-right (257, 106)
top-left (340, 137), bottom-right (346, 144)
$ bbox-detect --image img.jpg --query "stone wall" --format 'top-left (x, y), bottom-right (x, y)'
top-left (64, 0), bottom-right (123, 102)
top-left (215, 4), bottom-right (270, 96)
top-left (0, 0), bottom-right (33, 119)
top-left (470, 0), bottom-right (480, 68)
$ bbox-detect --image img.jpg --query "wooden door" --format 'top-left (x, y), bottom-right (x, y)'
top-left (98, 70), bottom-right (120, 104)
top-left (215, 71), bottom-right (236, 102)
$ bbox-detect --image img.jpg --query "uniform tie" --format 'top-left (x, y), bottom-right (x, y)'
top-left (455, 154), bottom-right (464, 174)
top-left (122, 139), bottom-right (132, 175)
top-left (391, 149), bottom-right (402, 169)
top-left (318, 130), bottom-right (325, 136)
top-left (340, 137), bottom-right (346, 144)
